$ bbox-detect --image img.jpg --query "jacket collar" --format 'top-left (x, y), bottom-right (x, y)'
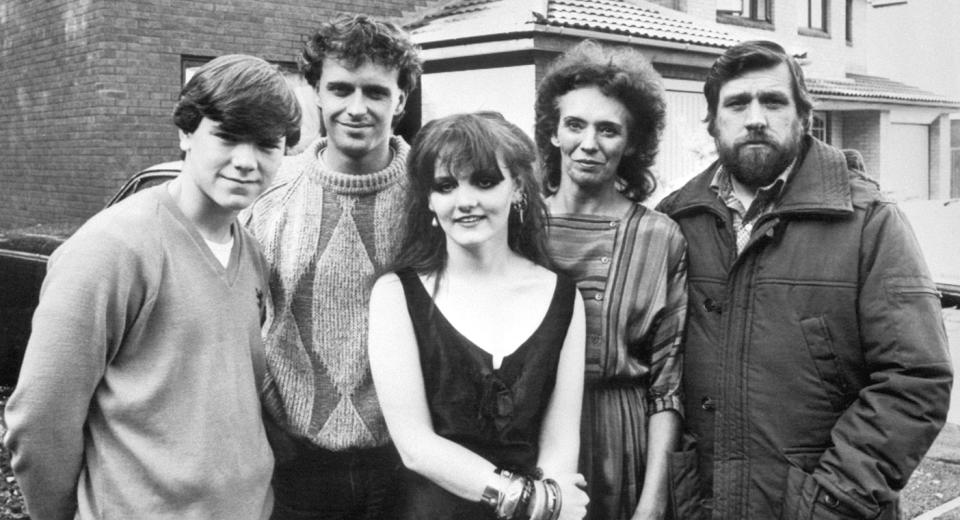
top-left (667, 136), bottom-right (854, 220)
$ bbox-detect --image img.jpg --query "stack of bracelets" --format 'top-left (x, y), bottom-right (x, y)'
top-left (481, 468), bottom-right (563, 520)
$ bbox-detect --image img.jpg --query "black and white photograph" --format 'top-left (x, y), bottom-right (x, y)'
top-left (1, 1), bottom-right (958, 519)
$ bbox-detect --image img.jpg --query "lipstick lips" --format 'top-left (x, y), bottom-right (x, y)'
top-left (454, 215), bottom-right (484, 224)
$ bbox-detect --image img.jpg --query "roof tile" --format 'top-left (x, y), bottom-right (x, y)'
top-left (406, 0), bottom-right (743, 48)
top-left (807, 73), bottom-right (959, 106)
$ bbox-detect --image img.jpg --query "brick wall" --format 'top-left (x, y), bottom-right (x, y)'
top-left (841, 111), bottom-right (881, 182)
top-left (0, 0), bottom-right (430, 228)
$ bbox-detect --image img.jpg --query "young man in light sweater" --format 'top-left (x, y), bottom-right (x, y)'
top-left (3, 55), bottom-right (301, 520)
top-left (242, 15), bottom-right (422, 520)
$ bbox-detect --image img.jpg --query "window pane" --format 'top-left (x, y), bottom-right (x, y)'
top-left (756, 0), bottom-right (767, 21)
top-left (811, 112), bottom-right (829, 143)
top-left (717, 0), bottom-right (744, 16)
top-left (811, 0), bottom-right (824, 29)
top-left (846, 0), bottom-right (853, 41)
top-left (718, 0), bottom-right (771, 22)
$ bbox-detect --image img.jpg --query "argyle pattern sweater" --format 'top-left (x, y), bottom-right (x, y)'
top-left (243, 136), bottom-right (408, 450)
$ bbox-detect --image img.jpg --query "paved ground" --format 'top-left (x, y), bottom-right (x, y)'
top-left (903, 306), bottom-right (960, 519)
top-left (945, 307), bottom-right (960, 424)
top-left (2, 308), bottom-right (959, 519)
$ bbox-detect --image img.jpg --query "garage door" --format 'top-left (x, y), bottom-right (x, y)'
top-left (885, 123), bottom-right (929, 201)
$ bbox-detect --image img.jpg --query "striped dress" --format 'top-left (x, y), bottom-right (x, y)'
top-left (546, 204), bottom-right (688, 520)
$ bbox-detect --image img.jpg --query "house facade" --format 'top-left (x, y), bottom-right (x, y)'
top-left (0, 0), bottom-right (430, 229)
top-left (404, 0), bottom-right (958, 201)
top-left (2, 0), bottom-right (955, 229)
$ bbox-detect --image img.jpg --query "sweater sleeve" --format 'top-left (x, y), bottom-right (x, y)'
top-left (2, 222), bottom-right (150, 520)
top-left (811, 201), bottom-right (953, 517)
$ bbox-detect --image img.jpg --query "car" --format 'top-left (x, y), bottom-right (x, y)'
top-left (899, 198), bottom-right (960, 307)
top-left (0, 161), bottom-right (181, 386)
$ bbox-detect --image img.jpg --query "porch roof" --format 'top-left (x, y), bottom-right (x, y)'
top-left (808, 73), bottom-right (960, 108)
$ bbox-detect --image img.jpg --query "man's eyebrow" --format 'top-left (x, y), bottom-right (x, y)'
top-left (325, 81), bottom-right (353, 89)
top-left (721, 92), bottom-right (753, 104)
top-left (758, 90), bottom-right (791, 102)
top-left (213, 129), bottom-right (240, 140)
top-left (362, 84), bottom-right (392, 95)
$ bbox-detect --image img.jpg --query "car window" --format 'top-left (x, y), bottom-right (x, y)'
top-left (135, 176), bottom-right (172, 193)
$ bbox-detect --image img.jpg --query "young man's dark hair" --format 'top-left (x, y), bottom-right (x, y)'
top-left (175, 54), bottom-right (302, 148)
top-left (702, 40), bottom-right (814, 135)
top-left (4, 54), bottom-right (297, 520)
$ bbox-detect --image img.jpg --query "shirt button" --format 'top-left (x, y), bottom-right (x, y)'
top-left (608, 221), bottom-right (617, 227)
top-left (600, 256), bottom-right (610, 264)
top-left (589, 335), bottom-right (602, 344)
top-left (701, 396), bottom-right (716, 411)
top-left (594, 293), bottom-right (604, 301)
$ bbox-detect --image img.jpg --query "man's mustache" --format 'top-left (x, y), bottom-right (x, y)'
top-left (735, 132), bottom-right (779, 149)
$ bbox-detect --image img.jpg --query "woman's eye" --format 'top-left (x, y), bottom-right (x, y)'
top-left (432, 181), bottom-right (456, 193)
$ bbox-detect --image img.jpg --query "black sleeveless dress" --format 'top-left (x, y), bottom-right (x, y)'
top-left (394, 269), bottom-right (577, 520)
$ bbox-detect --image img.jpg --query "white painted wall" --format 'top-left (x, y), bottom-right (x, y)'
top-left (420, 65), bottom-right (537, 136)
top-left (884, 123), bottom-right (929, 201)
top-left (655, 79), bottom-right (716, 200)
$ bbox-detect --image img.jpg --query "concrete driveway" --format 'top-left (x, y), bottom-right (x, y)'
top-left (944, 307), bottom-right (960, 425)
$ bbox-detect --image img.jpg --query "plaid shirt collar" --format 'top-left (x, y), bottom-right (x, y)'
top-left (710, 160), bottom-right (795, 223)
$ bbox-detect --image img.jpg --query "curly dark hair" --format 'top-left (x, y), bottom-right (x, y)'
top-left (298, 15), bottom-right (422, 98)
top-left (535, 40), bottom-right (666, 202)
top-left (703, 40), bottom-right (813, 136)
top-left (392, 112), bottom-right (550, 277)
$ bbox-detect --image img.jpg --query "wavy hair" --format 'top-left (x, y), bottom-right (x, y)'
top-left (535, 40), bottom-right (666, 202)
top-left (299, 15), bottom-right (422, 98)
top-left (392, 112), bottom-right (549, 277)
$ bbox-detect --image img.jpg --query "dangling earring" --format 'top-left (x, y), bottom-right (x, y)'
top-left (512, 192), bottom-right (528, 225)
top-left (431, 213), bottom-right (439, 227)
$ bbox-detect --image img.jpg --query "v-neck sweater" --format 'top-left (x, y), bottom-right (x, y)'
top-left (243, 136), bottom-right (409, 450)
top-left (5, 184), bottom-right (274, 520)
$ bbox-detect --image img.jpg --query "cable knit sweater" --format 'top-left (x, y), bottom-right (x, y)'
top-left (243, 136), bottom-right (409, 450)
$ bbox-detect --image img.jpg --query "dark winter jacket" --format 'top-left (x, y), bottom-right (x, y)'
top-left (657, 137), bottom-right (953, 519)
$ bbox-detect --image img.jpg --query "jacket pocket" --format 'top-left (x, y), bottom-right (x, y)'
top-left (779, 463), bottom-right (819, 520)
top-left (780, 450), bottom-right (864, 520)
top-left (667, 434), bottom-right (707, 520)
top-left (799, 316), bottom-right (852, 411)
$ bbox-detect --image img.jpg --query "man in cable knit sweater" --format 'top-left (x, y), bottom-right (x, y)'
top-left (4, 55), bottom-right (301, 520)
top-left (242, 16), bottom-right (422, 520)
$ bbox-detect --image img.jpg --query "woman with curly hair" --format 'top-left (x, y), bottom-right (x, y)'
top-left (535, 41), bottom-right (689, 520)
top-left (369, 112), bottom-right (590, 520)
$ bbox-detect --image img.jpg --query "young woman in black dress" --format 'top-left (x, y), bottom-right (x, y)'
top-left (369, 112), bottom-right (589, 520)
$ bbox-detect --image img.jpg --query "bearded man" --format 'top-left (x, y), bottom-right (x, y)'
top-left (658, 40), bottom-right (952, 520)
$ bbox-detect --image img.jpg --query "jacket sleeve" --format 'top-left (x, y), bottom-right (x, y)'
top-left (811, 201), bottom-right (953, 518)
top-left (2, 225), bottom-right (148, 520)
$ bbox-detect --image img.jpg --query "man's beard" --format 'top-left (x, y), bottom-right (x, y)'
top-left (717, 128), bottom-right (802, 190)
